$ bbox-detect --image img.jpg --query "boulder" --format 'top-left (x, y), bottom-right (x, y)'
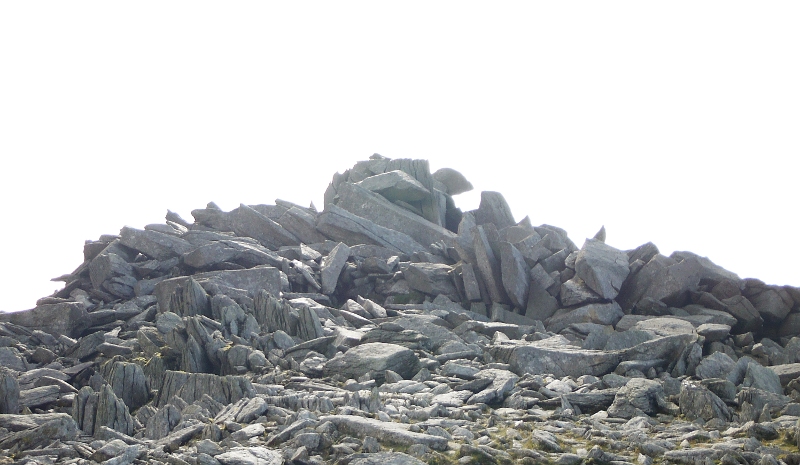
top-left (323, 342), bottom-right (420, 383)
top-left (356, 170), bottom-right (431, 202)
top-left (574, 239), bottom-right (630, 300)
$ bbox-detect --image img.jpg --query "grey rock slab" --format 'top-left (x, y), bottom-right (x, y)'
top-left (472, 225), bottom-right (509, 304)
top-left (320, 414), bottom-right (449, 450)
top-left (155, 266), bottom-right (281, 314)
top-left (742, 360), bottom-right (784, 394)
top-left (491, 335), bottom-right (622, 378)
top-left (633, 317), bottom-right (697, 337)
top-left (102, 361), bottom-right (150, 412)
top-left (499, 241), bottom-right (530, 309)
top-left (316, 203), bottom-right (428, 255)
top-left (154, 370), bottom-right (254, 408)
top-left (0, 346), bottom-right (28, 372)
top-left (216, 446), bottom-right (283, 465)
top-left (296, 303), bottom-right (325, 341)
top-left (156, 422), bottom-right (205, 453)
top-left (746, 284), bottom-right (793, 323)
top-left (467, 368), bottom-right (519, 404)
top-left (617, 252), bottom-right (739, 311)
top-left (19, 385), bottom-right (61, 408)
top-left (769, 363), bottom-right (800, 385)
top-left (0, 370), bottom-right (20, 414)
top-left (229, 203), bottom-right (300, 249)
top-left (607, 378), bottom-right (672, 419)
top-left (323, 342), bottom-right (420, 383)
top-left (0, 413), bottom-right (79, 451)
top-left (276, 206), bottom-right (328, 245)
top-left (559, 278), bottom-right (604, 307)
top-left (334, 181), bottom-right (456, 248)
top-left (119, 225), bottom-right (195, 260)
top-left (403, 262), bottom-right (458, 297)
top-left (721, 295), bottom-right (763, 333)
top-left (678, 381), bottom-right (732, 422)
top-left (356, 169), bottom-right (432, 202)
top-left (695, 352), bottom-right (737, 380)
top-left (390, 314), bottom-right (464, 353)
top-left (696, 323), bottom-right (731, 342)
top-left (545, 302), bottom-right (625, 334)
top-left (0, 301), bottom-right (88, 338)
top-left (433, 167), bottom-right (473, 196)
top-left (320, 242), bottom-right (350, 295)
top-left (474, 191), bottom-right (516, 229)
top-left (575, 239), bottom-right (630, 300)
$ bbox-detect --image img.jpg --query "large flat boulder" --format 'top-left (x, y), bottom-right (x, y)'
top-left (0, 302), bottom-right (88, 338)
top-left (322, 342), bottom-right (420, 383)
top-left (574, 239), bottom-right (630, 300)
top-left (334, 182), bottom-right (455, 248)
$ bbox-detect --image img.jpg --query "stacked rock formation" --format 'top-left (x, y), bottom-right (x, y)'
top-left (1, 154), bottom-right (800, 465)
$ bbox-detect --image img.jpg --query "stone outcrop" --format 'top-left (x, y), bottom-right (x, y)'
top-left (1, 154), bottom-right (800, 464)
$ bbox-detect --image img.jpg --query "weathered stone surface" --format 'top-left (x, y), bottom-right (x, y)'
top-left (770, 363), bottom-right (800, 385)
top-left (403, 262), bottom-right (457, 297)
top-left (617, 253), bottom-right (739, 311)
top-left (0, 301), bottom-right (88, 338)
top-left (321, 415), bottom-right (448, 450)
top-left (19, 385), bottom-right (61, 408)
top-left (607, 378), bottom-right (674, 419)
top-left (678, 381), bottom-right (731, 421)
top-left (155, 371), bottom-right (254, 408)
top-left (472, 225), bottom-right (509, 304)
top-left (474, 191), bottom-right (515, 229)
top-left (746, 284), bottom-right (793, 324)
top-left (119, 226), bottom-right (195, 260)
top-left (216, 446), bottom-right (283, 465)
top-left (335, 182), bottom-right (455, 248)
top-left (695, 352), bottom-right (736, 380)
top-left (574, 239), bottom-right (630, 300)
top-left (357, 170), bottom-right (431, 202)
top-left (229, 203), bottom-right (300, 249)
top-left (499, 241), bottom-right (530, 309)
top-left (102, 361), bottom-right (149, 412)
top-left (0, 370), bottom-right (20, 414)
top-left (432, 167), bottom-right (473, 196)
top-left (321, 242), bottom-right (350, 295)
top-left (323, 342), bottom-right (420, 383)
top-left (0, 413), bottom-right (78, 451)
top-left (155, 266), bottom-right (281, 314)
top-left (276, 206), bottom-right (328, 245)
top-left (546, 302), bottom-right (624, 334)
top-left (317, 204), bottom-right (428, 255)
top-left (491, 335), bottom-right (622, 378)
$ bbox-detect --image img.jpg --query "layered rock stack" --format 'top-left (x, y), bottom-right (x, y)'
top-left (1, 154), bottom-right (800, 465)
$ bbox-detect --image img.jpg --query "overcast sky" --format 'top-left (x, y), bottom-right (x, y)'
top-left (1, 2), bottom-right (798, 313)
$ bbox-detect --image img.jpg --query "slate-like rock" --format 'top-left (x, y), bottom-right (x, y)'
top-left (0, 301), bottom-right (88, 338)
top-left (499, 241), bottom-right (530, 309)
top-left (474, 191), bottom-right (516, 229)
top-left (678, 381), bottom-right (732, 422)
top-left (491, 335), bottom-right (622, 378)
top-left (154, 371), bottom-right (254, 408)
top-left (432, 167), bottom-right (473, 196)
top-left (335, 182), bottom-right (455, 248)
top-left (321, 242), bottom-right (351, 295)
top-left (320, 414), bottom-right (448, 450)
top-left (316, 204), bottom-right (428, 255)
top-left (546, 302), bottom-right (625, 334)
top-left (0, 369), bottom-right (20, 414)
top-left (403, 262), bottom-right (457, 297)
top-left (229, 203), bottom-right (300, 249)
top-left (608, 378), bottom-right (675, 419)
top-left (119, 226), bottom-right (195, 260)
top-left (323, 342), bottom-right (420, 383)
top-left (574, 239), bottom-right (630, 300)
top-left (357, 170), bottom-right (432, 202)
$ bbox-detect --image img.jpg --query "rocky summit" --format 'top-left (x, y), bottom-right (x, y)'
top-left (2, 154), bottom-right (800, 465)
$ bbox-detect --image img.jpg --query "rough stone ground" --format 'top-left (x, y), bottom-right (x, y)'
top-left (1, 155), bottom-right (799, 465)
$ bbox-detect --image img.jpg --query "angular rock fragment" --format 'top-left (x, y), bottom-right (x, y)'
top-left (323, 342), bottom-right (420, 383)
top-left (574, 239), bottom-right (630, 300)
top-left (357, 169), bottom-right (432, 202)
top-left (403, 262), bottom-right (457, 297)
top-left (320, 242), bottom-right (350, 295)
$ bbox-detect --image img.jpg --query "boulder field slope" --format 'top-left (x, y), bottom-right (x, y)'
top-left (2, 154), bottom-right (800, 465)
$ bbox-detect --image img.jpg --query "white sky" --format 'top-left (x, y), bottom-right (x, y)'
top-left (1, 2), bottom-right (798, 313)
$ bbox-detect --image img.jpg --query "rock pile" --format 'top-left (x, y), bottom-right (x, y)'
top-left (2, 154), bottom-right (800, 465)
